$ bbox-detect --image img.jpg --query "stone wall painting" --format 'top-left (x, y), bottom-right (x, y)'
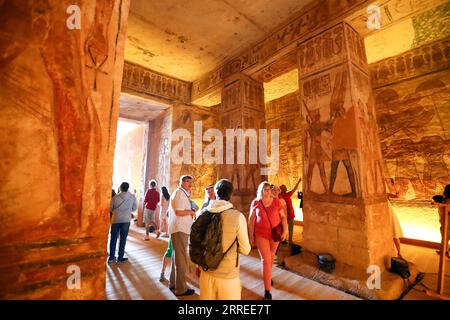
top-left (374, 69), bottom-right (450, 201)
top-left (351, 65), bottom-right (386, 197)
top-left (220, 75), bottom-right (266, 213)
top-left (265, 92), bottom-right (303, 190)
top-left (300, 65), bottom-right (363, 200)
top-left (170, 104), bottom-right (220, 200)
top-left (0, 0), bottom-right (130, 299)
top-left (220, 76), bottom-right (266, 193)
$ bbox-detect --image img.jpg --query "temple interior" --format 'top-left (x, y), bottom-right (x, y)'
top-left (0, 0), bottom-right (449, 300)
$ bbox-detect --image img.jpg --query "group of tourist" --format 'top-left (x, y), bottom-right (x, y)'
top-left (108, 174), bottom-right (303, 300)
top-left (108, 175), bottom-right (450, 300)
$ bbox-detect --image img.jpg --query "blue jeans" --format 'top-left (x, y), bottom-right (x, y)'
top-left (109, 222), bottom-right (130, 259)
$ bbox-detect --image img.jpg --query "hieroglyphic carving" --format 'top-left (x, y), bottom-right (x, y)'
top-left (252, 51), bottom-right (298, 83)
top-left (345, 24), bottom-right (368, 73)
top-left (220, 75), bottom-right (265, 195)
top-left (192, 0), bottom-right (368, 100)
top-left (122, 61), bottom-right (191, 103)
top-left (370, 37), bottom-right (450, 88)
top-left (298, 24), bottom-right (346, 78)
top-left (222, 80), bottom-right (243, 114)
top-left (352, 65), bottom-right (386, 196)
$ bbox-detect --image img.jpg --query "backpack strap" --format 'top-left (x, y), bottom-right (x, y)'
top-left (223, 237), bottom-right (239, 267)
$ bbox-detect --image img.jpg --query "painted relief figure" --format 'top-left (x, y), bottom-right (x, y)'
top-left (303, 101), bottom-right (331, 194)
top-left (328, 70), bottom-right (358, 197)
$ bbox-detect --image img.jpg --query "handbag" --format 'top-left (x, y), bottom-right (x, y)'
top-left (260, 200), bottom-right (283, 242)
top-left (390, 257), bottom-right (410, 279)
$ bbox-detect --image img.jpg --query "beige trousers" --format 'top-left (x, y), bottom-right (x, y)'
top-left (199, 271), bottom-right (241, 300)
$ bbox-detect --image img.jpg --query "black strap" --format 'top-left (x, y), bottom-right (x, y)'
top-left (179, 187), bottom-right (191, 201)
top-left (220, 207), bottom-right (240, 267)
top-left (223, 237), bottom-right (239, 267)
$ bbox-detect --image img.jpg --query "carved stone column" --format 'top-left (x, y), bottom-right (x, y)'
top-left (0, 0), bottom-right (130, 298)
top-left (220, 74), bottom-right (266, 215)
top-left (297, 22), bottom-right (394, 270)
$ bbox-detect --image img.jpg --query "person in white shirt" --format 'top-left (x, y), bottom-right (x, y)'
top-left (168, 175), bottom-right (198, 296)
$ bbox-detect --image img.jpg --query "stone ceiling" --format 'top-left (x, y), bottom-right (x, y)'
top-left (125, 0), bottom-right (314, 82)
top-left (123, 0), bottom-right (449, 109)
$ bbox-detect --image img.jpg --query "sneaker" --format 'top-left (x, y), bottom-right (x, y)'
top-left (159, 273), bottom-right (166, 282)
top-left (175, 289), bottom-right (195, 296)
top-left (263, 291), bottom-right (272, 300)
top-left (107, 257), bottom-right (116, 263)
top-left (117, 257), bottom-right (129, 263)
top-left (143, 235), bottom-right (150, 241)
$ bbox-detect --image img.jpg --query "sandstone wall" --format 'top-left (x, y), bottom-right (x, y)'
top-left (0, 1), bottom-right (130, 299)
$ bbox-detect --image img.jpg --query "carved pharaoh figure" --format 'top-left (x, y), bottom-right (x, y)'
top-left (304, 105), bottom-right (331, 194)
top-left (328, 70), bottom-right (358, 197)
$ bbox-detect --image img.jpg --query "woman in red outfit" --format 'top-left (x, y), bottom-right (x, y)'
top-left (248, 181), bottom-right (288, 300)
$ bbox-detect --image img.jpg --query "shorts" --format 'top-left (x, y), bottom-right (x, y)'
top-left (164, 239), bottom-right (173, 258)
top-left (144, 208), bottom-right (155, 225)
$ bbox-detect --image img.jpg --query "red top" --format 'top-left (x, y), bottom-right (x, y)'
top-left (251, 198), bottom-right (281, 240)
top-left (144, 188), bottom-right (160, 210)
top-left (281, 190), bottom-right (296, 219)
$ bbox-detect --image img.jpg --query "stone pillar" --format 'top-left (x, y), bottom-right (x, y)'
top-left (297, 22), bottom-right (394, 270)
top-left (220, 74), bottom-right (266, 215)
top-left (0, 0), bottom-right (130, 298)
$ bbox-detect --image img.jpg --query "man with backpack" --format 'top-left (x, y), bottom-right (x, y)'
top-left (190, 179), bottom-right (251, 300)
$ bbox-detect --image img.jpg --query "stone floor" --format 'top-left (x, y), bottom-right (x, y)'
top-left (105, 225), bottom-right (359, 300)
top-left (105, 224), bottom-right (450, 300)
